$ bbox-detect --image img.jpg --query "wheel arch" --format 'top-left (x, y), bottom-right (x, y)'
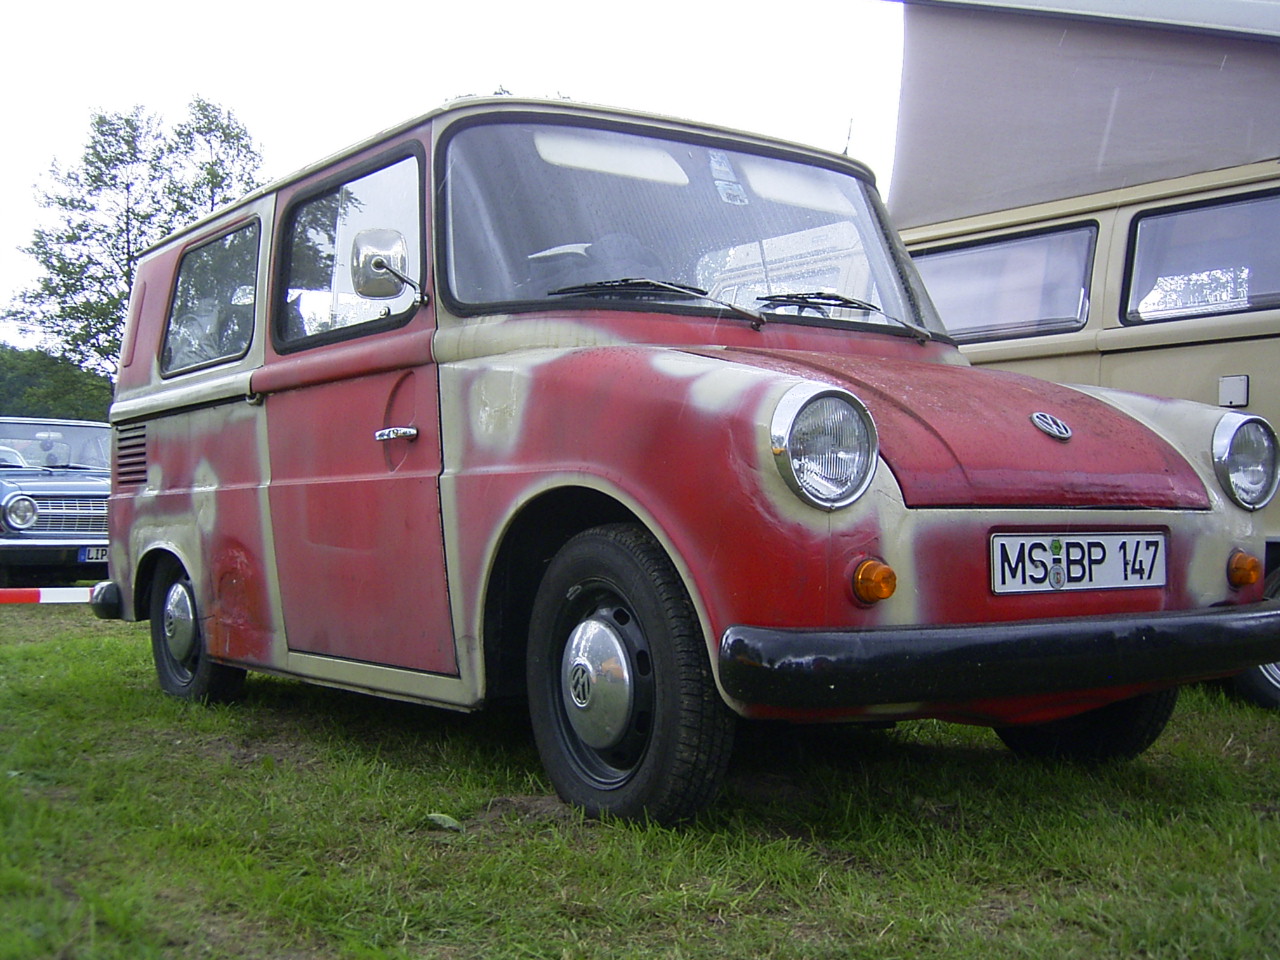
top-left (130, 545), bottom-right (192, 622)
top-left (481, 485), bottom-right (637, 701)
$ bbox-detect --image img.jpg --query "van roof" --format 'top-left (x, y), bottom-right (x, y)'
top-left (901, 1), bottom-right (1280, 40)
top-left (141, 97), bottom-right (873, 257)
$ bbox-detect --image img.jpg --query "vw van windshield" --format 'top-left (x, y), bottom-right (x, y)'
top-left (442, 119), bottom-right (944, 336)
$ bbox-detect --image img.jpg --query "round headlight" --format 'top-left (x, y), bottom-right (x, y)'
top-left (1213, 413), bottom-right (1279, 511)
top-left (771, 384), bottom-right (878, 510)
top-left (4, 495), bottom-right (38, 530)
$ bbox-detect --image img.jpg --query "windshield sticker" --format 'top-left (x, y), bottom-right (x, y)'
top-left (716, 180), bottom-right (749, 206)
top-left (709, 151), bottom-right (736, 182)
top-left (710, 151), bottom-right (749, 206)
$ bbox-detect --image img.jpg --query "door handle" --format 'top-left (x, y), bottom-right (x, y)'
top-left (374, 426), bottom-right (418, 442)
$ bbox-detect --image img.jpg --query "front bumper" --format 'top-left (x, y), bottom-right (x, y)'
top-left (718, 601), bottom-right (1280, 710)
top-left (90, 580), bottom-right (123, 620)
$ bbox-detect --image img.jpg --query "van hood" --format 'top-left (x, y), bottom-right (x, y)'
top-left (726, 349), bottom-right (1208, 509)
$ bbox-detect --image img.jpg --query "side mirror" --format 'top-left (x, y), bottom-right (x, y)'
top-left (351, 229), bottom-right (411, 299)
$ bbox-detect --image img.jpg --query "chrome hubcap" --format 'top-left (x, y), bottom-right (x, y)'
top-left (162, 583), bottom-right (197, 665)
top-left (561, 616), bottom-right (633, 750)
top-left (1257, 661), bottom-right (1280, 689)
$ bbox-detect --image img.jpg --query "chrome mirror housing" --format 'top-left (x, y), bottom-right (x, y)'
top-left (351, 229), bottom-right (410, 299)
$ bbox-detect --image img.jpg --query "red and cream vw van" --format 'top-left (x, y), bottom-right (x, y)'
top-left (93, 99), bottom-right (1280, 823)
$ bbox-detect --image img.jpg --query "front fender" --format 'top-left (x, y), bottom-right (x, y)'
top-left (437, 345), bottom-right (884, 659)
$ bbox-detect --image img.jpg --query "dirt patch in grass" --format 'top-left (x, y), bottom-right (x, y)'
top-left (471, 793), bottom-right (576, 827)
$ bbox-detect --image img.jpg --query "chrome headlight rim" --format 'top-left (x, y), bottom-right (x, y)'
top-left (2, 494), bottom-right (39, 531)
top-left (770, 383), bottom-right (879, 511)
top-left (1212, 412), bottom-right (1279, 512)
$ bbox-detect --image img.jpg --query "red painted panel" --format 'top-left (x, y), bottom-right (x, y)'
top-left (263, 342), bottom-right (456, 675)
top-left (721, 349), bottom-right (1209, 509)
top-left (441, 344), bottom-right (890, 649)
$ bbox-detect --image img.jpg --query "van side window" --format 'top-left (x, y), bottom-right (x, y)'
top-left (1127, 193), bottom-right (1280, 323)
top-left (912, 225), bottom-right (1095, 343)
top-left (278, 157), bottom-right (420, 344)
top-left (161, 222), bottom-right (260, 375)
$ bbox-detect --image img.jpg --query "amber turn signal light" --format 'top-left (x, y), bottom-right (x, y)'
top-left (1227, 550), bottom-right (1262, 589)
top-left (853, 559), bottom-right (897, 604)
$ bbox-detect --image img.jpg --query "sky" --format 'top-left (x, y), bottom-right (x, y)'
top-left (0, 0), bottom-right (905, 350)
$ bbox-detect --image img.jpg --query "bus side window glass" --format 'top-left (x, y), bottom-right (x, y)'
top-left (1126, 193), bottom-right (1280, 323)
top-left (911, 224), bottom-right (1096, 343)
top-left (161, 222), bottom-right (260, 375)
top-left (279, 157), bottom-right (420, 344)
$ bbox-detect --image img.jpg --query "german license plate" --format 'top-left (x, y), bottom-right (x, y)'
top-left (991, 533), bottom-right (1166, 594)
top-left (79, 546), bottom-right (109, 563)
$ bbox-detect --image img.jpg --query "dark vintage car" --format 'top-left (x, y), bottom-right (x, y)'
top-left (0, 417), bottom-right (110, 587)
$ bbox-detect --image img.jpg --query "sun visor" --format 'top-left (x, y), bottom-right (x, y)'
top-left (889, 2), bottom-right (1280, 228)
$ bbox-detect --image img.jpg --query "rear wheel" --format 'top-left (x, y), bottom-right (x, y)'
top-left (1230, 569), bottom-right (1280, 709)
top-left (994, 688), bottom-right (1178, 762)
top-left (526, 524), bottom-right (734, 824)
top-left (149, 557), bottom-right (245, 703)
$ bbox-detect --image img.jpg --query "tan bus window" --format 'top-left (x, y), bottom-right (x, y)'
top-left (1127, 193), bottom-right (1280, 323)
top-left (161, 222), bottom-right (259, 375)
top-left (912, 225), bottom-right (1095, 343)
top-left (279, 156), bottom-right (420, 343)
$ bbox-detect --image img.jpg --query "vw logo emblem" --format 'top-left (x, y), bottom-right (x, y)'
top-left (568, 660), bottom-right (594, 708)
top-left (1031, 411), bottom-right (1072, 442)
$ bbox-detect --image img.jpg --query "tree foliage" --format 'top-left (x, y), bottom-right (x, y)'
top-left (0, 345), bottom-right (113, 421)
top-left (4, 98), bottom-right (261, 375)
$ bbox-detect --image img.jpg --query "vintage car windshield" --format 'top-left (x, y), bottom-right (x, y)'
top-left (0, 420), bottom-right (110, 470)
top-left (442, 120), bottom-right (945, 336)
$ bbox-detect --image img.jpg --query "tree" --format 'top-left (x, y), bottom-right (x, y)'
top-left (0, 345), bottom-right (113, 421)
top-left (3, 98), bottom-right (261, 375)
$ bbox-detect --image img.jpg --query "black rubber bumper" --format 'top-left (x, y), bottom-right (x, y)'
top-left (718, 601), bottom-right (1280, 709)
top-left (90, 580), bottom-right (123, 621)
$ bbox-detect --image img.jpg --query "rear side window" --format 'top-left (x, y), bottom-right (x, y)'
top-left (912, 225), bottom-right (1096, 343)
top-left (161, 222), bottom-right (260, 375)
top-left (277, 155), bottom-right (420, 347)
top-left (1126, 191), bottom-right (1280, 323)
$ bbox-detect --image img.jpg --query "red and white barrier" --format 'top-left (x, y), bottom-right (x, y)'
top-left (0, 587), bottom-right (92, 605)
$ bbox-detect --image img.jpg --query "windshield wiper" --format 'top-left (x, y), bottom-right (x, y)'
top-left (757, 291), bottom-right (932, 343)
top-left (549, 278), bottom-right (766, 330)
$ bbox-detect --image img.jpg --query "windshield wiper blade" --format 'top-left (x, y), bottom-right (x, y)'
top-left (757, 291), bottom-right (932, 342)
top-left (549, 277), bottom-right (766, 330)
top-left (549, 277), bottom-right (706, 299)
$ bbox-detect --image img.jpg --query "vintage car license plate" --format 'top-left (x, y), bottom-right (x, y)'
top-left (991, 533), bottom-right (1166, 594)
top-left (79, 546), bottom-right (109, 563)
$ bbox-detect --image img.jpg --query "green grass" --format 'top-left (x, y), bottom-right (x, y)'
top-left (2, 606), bottom-right (1278, 959)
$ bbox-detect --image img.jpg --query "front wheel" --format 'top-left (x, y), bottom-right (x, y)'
top-left (1230, 569), bottom-right (1280, 709)
top-left (526, 524), bottom-right (734, 824)
top-left (994, 687), bottom-right (1178, 762)
top-left (149, 557), bottom-right (245, 703)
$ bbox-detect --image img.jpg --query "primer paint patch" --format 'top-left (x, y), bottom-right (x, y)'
top-left (650, 352), bottom-right (772, 413)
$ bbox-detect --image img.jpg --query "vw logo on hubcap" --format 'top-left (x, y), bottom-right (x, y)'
top-left (568, 659), bottom-right (594, 708)
top-left (1030, 411), bottom-right (1072, 441)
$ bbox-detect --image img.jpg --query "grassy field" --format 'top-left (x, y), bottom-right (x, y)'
top-left (2, 605), bottom-right (1278, 959)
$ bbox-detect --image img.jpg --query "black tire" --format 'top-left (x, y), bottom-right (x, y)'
top-left (1230, 568), bottom-right (1280, 710)
top-left (149, 557), bottom-right (245, 703)
top-left (526, 524), bottom-right (735, 824)
top-left (994, 687), bottom-right (1178, 762)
